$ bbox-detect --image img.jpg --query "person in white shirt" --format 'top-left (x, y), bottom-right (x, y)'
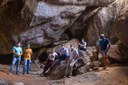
top-left (78, 38), bottom-right (87, 51)
top-left (42, 49), bottom-right (58, 76)
top-left (65, 44), bottom-right (79, 77)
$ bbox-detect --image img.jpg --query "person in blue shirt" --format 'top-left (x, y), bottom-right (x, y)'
top-left (98, 34), bottom-right (111, 70)
top-left (10, 42), bottom-right (23, 75)
top-left (58, 45), bottom-right (69, 62)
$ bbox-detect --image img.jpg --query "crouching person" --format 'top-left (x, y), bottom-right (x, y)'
top-left (58, 44), bottom-right (69, 64)
top-left (65, 45), bottom-right (79, 77)
top-left (23, 44), bottom-right (33, 75)
top-left (42, 49), bottom-right (58, 76)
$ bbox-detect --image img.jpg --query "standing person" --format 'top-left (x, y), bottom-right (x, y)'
top-left (58, 44), bottom-right (69, 62)
top-left (23, 44), bottom-right (33, 75)
top-left (95, 36), bottom-right (101, 60)
top-left (65, 45), bottom-right (79, 77)
top-left (10, 42), bottom-right (23, 75)
top-left (42, 49), bottom-right (58, 76)
top-left (98, 34), bottom-right (111, 69)
top-left (78, 38), bottom-right (87, 51)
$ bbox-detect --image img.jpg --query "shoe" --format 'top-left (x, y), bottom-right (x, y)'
top-left (27, 72), bottom-right (30, 74)
top-left (16, 72), bottom-right (20, 76)
top-left (23, 73), bottom-right (25, 75)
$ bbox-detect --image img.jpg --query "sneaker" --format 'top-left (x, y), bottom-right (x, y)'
top-left (23, 73), bottom-right (25, 75)
top-left (16, 72), bottom-right (20, 76)
top-left (27, 72), bottom-right (30, 74)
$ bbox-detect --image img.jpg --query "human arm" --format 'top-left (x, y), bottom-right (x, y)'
top-left (107, 41), bottom-right (111, 51)
top-left (12, 47), bottom-right (20, 57)
top-left (74, 50), bottom-right (79, 59)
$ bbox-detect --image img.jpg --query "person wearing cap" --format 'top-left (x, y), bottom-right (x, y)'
top-left (42, 49), bottom-right (58, 76)
top-left (78, 38), bottom-right (87, 51)
top-left (98, 34), bottom-right (111, 69)
top-left (23, 44), bottom-right (33, 75)
top-left (10, 42), bottom-right (23, 75)
top-left (65, 44), bottom-right (79, 77)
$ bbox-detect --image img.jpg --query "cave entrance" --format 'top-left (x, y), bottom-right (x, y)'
top-left (0, 54), bottom-right (13, 64)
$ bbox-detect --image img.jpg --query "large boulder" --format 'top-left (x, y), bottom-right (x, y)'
top-left (0, 0), bottom-right (117, 54)
top-left (109, 5), bottom-right (128, 62)
top-left (85, 0), bottom-right (128, 45)
top-left (114, 6), bottom-right (128, 47)
top-left (108, 44), bottom-right (128, 62)
top-left (0, 0), bottom-right (85, 54)
top-left (0, 78), bottom-right (8, 85)
top-left (49, 57), bottom-right (86, 80)
top-left (47, 39), bottom-right (79, 52)
top-left (69, 0), bottom-right (128, 45)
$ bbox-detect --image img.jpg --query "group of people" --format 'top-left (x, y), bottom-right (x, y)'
top-left (9, 33), bottom-right (111, 77)
top-left (9, 42), bottom-right (33, 75)
top-left (42, 39), bottom-right (87, 77)
top-left (42, 44), bottom-right (80, 77)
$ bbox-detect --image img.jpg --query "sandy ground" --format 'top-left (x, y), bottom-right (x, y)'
top-left (0, 64), bottom-right (128, 85)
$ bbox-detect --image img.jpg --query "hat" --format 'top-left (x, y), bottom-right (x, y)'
top-left (100, 34), bottom-right (105, 37)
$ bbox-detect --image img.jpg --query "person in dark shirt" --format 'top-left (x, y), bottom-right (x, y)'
top-left (98, 34), bottom-right (111, 70)
top-left (78, 38), bottom-right (87, 51)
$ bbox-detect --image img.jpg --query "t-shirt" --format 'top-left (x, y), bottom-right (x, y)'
top-left (96, 40), bottom-right (100, 46)
top-left (79, 41), bottom-right (87, 48)
top-left (59, 47), bottom-right (69, 56)
top-left (70, 48), bottom-right (79, 60)
top-left (12, 46), bottom-right (22, 57)
top-left (48, 52), bottom-right (58, 61)
top-left (99, 38), bottom-right (109, 51)
top-left (24, 48), bottom-right (33, 60)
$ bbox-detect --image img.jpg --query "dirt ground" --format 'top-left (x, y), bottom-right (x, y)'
top-left (0, 64), bottom-right (128, 85)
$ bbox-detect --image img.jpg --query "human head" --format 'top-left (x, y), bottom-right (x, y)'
top-left (82, 38), bottom-right (85, 42)
top-left (52, 49), bottom-right (55, 52)
top-left (100, 34), bottom-right (105, 39)
top-left (61, 44), bottom-right (65, 48)
top-left (17, 42), bottom-right (21, 47)
top-left (70, 44), bottom-right (74, 50)
top-left (27, 44), bottom-right (31, 48)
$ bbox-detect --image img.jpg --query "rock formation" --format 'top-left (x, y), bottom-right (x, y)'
top-left (0, 0), bottom-right (128, 63)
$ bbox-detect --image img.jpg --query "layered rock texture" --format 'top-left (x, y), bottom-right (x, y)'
top-left (0, 0), bottom-right (128, 61)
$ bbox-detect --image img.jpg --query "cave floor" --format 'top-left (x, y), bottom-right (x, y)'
top-left (0, 64), bottom-right (128, 85)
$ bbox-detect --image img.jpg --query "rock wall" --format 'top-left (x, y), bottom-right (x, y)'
top-left (0, 0), bottom-right (128, 57)
top-left (70, 0), bottom-right (128, 45)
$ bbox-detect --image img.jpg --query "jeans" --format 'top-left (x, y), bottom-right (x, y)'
top-left (23, 59), bottom-right (31, 74)
top-left (78, 46), bottom-right (86, 51)
top-left (10, 57), bottom-right (21, 74)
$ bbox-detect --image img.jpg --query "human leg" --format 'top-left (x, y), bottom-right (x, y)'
top-left (43, 60), bottom-right (53, 74)
top-left (23, 59), bottom-right (27, 74)
top-left (10, 57), bottom-right (17, 72)
top-left (27, 60), bottom-right (31, 74)
top-left (16, 57), bottom-right (21, 74)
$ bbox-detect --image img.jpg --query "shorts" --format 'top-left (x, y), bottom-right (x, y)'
top-left (98, 51), bottom-right (107, 59)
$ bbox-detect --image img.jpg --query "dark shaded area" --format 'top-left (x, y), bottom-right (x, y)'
top-left (0, 54), bottom-right (13, 64)
top-left (68, 6), bottom-right (99, 41)
top-left (64, 29), bottom-right (73, 39)
top-left (38, 51), bottom-right (48, 63)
